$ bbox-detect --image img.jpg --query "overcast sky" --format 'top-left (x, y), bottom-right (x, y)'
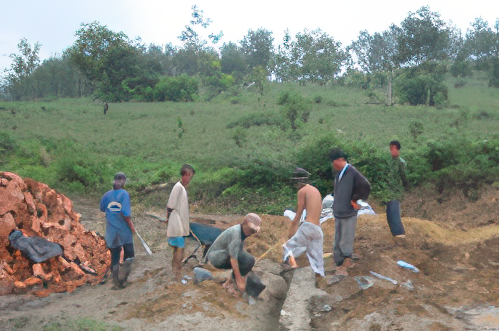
top-left (1, 0), bottom-right (498, 72)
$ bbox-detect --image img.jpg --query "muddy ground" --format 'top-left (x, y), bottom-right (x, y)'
top-left (1, 184), bottom-right (499, 330)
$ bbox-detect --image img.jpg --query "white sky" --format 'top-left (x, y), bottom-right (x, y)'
top-left (0, 0), bottom-right (498, 72)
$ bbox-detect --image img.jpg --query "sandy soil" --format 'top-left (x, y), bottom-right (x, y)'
top-left (1, 184), bottom-right (499, 330)
top-left (0, 198), bottom-right (289, 331)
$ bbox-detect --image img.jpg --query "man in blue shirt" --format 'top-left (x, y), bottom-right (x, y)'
top-left (100, 172), bottom-right (136, 289)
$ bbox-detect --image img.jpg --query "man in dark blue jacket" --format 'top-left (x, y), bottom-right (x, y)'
top-left (329, 148), bottom-right (370, 279)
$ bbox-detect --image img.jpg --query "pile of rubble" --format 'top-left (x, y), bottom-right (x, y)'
top-left (0, 172), bottom-right (109, 297)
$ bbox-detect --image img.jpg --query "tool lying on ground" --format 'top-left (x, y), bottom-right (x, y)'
top-left (370, 271), bottom-right (398, 285)
top-left (136, 231), bottom-right (152, 255)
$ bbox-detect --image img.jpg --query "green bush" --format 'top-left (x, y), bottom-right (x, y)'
top-left (226, 112), bottom-right (285, 129)
top-left (450, 60), bottom-right (472, 78)
top-left (279, 91), bottom-right (310, 131)
top-left (394, 63), bottom-right (448, 106)
top-left (277, 91), bottom-right (291, 105)
top-left (488, 57), bottom-right (499, 88)
top-left (54, 143), bottom-right (113, 193)
top-left (153, 75), bottom-right (198, 102)
top-left (314, 95), bottom-right (323, 104)
top-left (0, 131), bottom-right (16, 156)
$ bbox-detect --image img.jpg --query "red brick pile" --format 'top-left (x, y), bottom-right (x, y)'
top-left (0, 172), bottom-right (110, 297)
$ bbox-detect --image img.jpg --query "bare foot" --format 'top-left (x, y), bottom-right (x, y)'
top-left (288, 256), bottom-right (298, 269)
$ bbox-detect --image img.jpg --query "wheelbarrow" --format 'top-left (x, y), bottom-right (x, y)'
top-left (183, 222), bottom-right (223, 265)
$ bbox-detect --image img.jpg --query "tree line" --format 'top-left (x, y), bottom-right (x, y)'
top-left (1, 5), bottom-right (499, 104)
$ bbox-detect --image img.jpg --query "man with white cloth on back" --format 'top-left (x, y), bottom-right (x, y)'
top-left (283, 168), bottom-right (325, 278)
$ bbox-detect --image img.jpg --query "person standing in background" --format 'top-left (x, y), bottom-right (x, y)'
top-left (385, 140), bottom-right (408, 238)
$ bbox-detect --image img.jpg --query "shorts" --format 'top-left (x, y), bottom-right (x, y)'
top-left (168, 236), bottom-right (185, 248)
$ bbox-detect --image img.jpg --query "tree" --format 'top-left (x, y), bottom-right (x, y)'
top-left (240, 28), bottom-right (274, 72)
top-left (349, 25), bottom-right (400, 73)
top-left (461, 17), bottom-right (499, 69)
top-left (178, 5), bottom-right (223, 51)
top-left (349, 25), bottom-right (400, 104)
top-left (3, 38), bottom-right (41, 100)
top-left (220, 42), bottom-right (248, 80)
top-left (397, 6), bottom-right (451, 66)
top-left (68, 21), bottom-right (143, 101)
top-left (276, 29), bottom-right (348, 85)
top-left (175, 6), bottom-right (223, 77)
top-left (273, 29), bottom-right (295, 82)
top-left (294, 29), bottom-right (348, 85)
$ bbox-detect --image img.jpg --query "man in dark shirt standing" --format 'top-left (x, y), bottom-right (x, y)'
top-left (329, 148), bottom-right (370, 279)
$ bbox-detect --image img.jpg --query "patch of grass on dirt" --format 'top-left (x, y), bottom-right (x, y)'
top-left (42, 317), bottom-right (122, 331)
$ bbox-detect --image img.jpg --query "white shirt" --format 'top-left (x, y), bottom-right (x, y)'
top-left (166, 181), bottom-right (190, 237)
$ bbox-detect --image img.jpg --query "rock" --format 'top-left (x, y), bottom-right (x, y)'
top-left (0, 213), bottom-right (16, 238)
top-left (259, 271), bottom-right (288, 300)
top-left (33, 264), bottom-right (53, 281)
top-left (0, 172), bottom-right (110, 296)
top-left (24, 277), bottom-right (43, 286)
top-left (14, 281), bottom-right (27, 289)
top-left (0, 279), bottom-right (14, 295)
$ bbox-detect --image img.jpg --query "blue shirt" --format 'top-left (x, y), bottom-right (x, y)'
top-left (100, 189), bottom-right (132, 248)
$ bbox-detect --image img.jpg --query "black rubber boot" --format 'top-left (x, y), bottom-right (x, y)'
top-left (111, 264), bottom-right (121, 290)
top-left (118, 258), bottom-right (133, 288)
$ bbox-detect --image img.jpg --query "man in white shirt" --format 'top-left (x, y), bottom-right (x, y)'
top-left (166, 164), bottom-right (195, 279)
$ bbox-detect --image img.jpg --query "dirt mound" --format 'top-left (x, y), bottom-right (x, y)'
top-left (311, 214), bottom-right (499, 329)
top-left (0, 172), bottom-right (109, 297)
top-left (403, 184), bottom-right (499, 230)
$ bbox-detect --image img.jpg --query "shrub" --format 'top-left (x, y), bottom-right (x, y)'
top-left (394, 62), bottom-right (448, 106)
top-left (453, 80), bottom-right (467, 88)
top-left (53, 142), bottom-right (113, 193)
top-left (314, 95), bottom-right (323, 104)
top-left (409, 122), bottom-right (424, 142)
top-left (226, 112), bottom-right (285, 130)
top-left (279, 91), bottom-right (310, 131)
top-left (231, 127), bottom-right (247, 147)
top-left (0, 131), bottom-right (16, 155)
top-left (450, 60), bottom-right (472, 78)
top-left (425, 139), bottom-right (461, 172)
top-left (277, 91), bottom-right (291, 105)
top-left (473, 111), bottom-right (492, 120)
top-left (153, 75), bottom-right (198, 102)
top-left (488, 57), bottom-right (499, 88)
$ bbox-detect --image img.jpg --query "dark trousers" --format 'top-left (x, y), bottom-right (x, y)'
top-left (210, 250), bottom-right (255, 277)
top-left (386, 200), bottom-right (405, 236)
top-left (110, 243), bottom-right (135, 268)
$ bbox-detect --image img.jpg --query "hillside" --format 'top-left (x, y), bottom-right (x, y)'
top-left (1, 73), bottom-right (499, 215)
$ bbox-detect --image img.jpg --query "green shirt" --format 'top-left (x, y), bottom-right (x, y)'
top-left (385, 156), bottom-right (408, 201)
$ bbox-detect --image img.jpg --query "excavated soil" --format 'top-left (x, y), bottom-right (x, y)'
top-left (311, 212), bottom-right (499, 330)
top-left (1, 173), bottom-right (499, 330)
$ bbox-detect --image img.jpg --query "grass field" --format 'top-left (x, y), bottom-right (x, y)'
top-left (1, 72), bottom-right (499, 213)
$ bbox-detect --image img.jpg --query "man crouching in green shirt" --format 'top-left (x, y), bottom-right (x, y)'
top-left (385, 140), bottom-right (409, 237)
top-left (205, 213), bottom-right (261, 296)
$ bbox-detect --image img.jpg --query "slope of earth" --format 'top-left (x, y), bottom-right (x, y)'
top-left (311, 213), bottom-right (499, 330)
top-left (403, 184), bottom-right (499, 230)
